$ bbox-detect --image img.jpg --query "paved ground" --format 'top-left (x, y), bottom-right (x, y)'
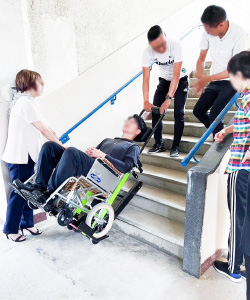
top-left (0, 217), bottom-right (246, 300)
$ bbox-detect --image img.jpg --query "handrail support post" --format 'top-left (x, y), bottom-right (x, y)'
top-left (111, 95), bottom-right (116, 105)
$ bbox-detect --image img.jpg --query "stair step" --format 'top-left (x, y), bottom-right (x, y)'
top-left (145, 120), bottom-right (206, 138)
top-left (145, 133), bottom-right (212, 156)
top-left (190, 68), bottom-right (210, 78)
top-left (188, 87), bottom-right (201, 98)
top-left (169, 97), bottom-right (198, 109)
top-left (169, 96), bottom-right (240, 111)
top-left (189, 78), bottom-right (209, 87)
top-left (114, 205), bottom-right (184, 258)
top-left (122, 180), bottom-right (185, 223)
top-left (166, 108), bottom-right (235, 123)
top-left (134, 164), bottom-right (187, 195)
top-left (141, 147), bottom-right (201, 171)
top-left (205, 61), bottom-right (212, 68)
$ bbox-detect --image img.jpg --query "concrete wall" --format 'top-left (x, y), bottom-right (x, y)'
top-left (0, 0), bottom-right (199, 220)
top-left (26, 0), bottom-right (194, 94)
top-left (36, 1), bottom-right (203, 152)
top-left (0, 0), bottom-right (34, 219)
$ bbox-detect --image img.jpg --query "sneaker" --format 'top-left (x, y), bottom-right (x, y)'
top-left (213, 261), bottom-right (242, 283)
top-left (170, 146), bottom-right (179, 157)
top-left (241, 270), bottom-right (246, 280)
top-left (148, 143), bottom-right (166, 154)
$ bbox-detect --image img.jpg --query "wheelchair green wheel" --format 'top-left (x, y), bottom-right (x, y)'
top-left (86, 203), bottom-right (114, 239)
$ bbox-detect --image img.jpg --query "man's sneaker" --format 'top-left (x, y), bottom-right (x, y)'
top-left (13, 179), bottom-right (38, 192)
top-left (241, 270), bottom-right (246, 280)
top-left (170, 146), bottom-right (179, 157)
top-left (148, 143), bottom-right (166, 154)
top-left (20, 189), bottom-right (49, 207)
top-left (213, 261), bottom-right (242, 283)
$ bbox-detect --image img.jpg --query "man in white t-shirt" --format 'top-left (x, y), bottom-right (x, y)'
top-left (192, 5), bottom-right (248, 284)
top-left (193, 5), bottom-right (247, 137)
top-left (142, 25), bottom-right (189, 157)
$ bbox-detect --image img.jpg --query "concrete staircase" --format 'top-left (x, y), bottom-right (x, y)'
top-left (114, 62), bottom-right (236, 259)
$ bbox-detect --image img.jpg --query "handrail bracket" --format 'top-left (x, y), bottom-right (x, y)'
top-left (111, 95), bottom-right (116, 105)
top-left (192, 155), bottom-right (199, 163)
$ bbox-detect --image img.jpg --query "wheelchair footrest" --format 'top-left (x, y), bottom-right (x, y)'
top-left (78, 222), bottom-right (96, 237)
top-left (76, 221), bottom-right (109, 244)
top-left (91, 235), bottom-right (109, 244)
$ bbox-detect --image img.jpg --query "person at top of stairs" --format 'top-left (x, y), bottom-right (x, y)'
top-left (142, 25), bottom-right (189, 157)
top-left (192, 5), bottom-right (248, 138)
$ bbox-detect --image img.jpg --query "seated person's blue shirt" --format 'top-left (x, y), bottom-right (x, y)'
top-left (96, 138), bottom-right (140, 173)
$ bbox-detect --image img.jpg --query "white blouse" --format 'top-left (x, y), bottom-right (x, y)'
top-left (2, 94), bottom-right (43, 164)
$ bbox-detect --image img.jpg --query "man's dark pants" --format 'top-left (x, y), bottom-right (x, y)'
top-left (193, 80), bottom-right (236, 136)
top-left (152, 76), bottom-right (189, 147)
top-left (35, 142), bottom-right (94, 192)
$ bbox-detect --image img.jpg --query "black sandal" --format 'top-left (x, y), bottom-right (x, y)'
top-left (20, 227), bottom-right (42, 236)
top-left (6, 234), bottom-right (26, 242)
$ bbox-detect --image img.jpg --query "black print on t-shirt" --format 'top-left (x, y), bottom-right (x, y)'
top-left (154, 56), bottom-right (174, 66)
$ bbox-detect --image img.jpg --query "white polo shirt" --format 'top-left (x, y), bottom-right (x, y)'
top-left (2, 94), bottom-right (43, 164)
top-left (142, 36), bottom-right (188, 81)
top-left (200, 21), bottom-right (248, 76)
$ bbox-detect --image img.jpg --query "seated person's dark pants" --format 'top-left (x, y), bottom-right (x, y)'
top-left (193, 80), bottom-right (236, 136)
top-left (35, 141), bottom-right (94, 192)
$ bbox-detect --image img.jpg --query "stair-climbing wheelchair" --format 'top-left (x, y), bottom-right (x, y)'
top-left (17, 108), bottom-right (166, 244)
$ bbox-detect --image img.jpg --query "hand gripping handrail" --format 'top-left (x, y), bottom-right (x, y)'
top-left (60, 22), bottom-right (201, 144)
top-left (181, 92), bottom-right (242, 167)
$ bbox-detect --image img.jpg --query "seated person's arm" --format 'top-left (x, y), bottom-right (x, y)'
top-left (86, 145), bottom-right (140, 173)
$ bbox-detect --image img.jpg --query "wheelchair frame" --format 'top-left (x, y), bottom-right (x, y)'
top-left (24, 108), bottom-right (165, 244)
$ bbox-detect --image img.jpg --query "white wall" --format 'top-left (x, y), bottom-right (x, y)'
top-left (26, 0), bottom-right (194, 94)
top-left (200, 152), bottom-right (231, 265)
top-left (37, 1), bottom-right (204, 152)
top-left (35, 0), bottom-right (250, 152)
top-left (0, 0), bottom-right (33, 219)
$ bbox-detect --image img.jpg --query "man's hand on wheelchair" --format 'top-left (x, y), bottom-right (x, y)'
top-left (160, 99), bottom-right (171, 115)
top-left (144, 101), bottom-right (155, 112)
top-left (85, 147), bottom-right (106, 159)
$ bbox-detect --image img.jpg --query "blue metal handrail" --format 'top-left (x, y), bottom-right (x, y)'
top-left (60, 22), bottom-right (201, 144)
top-left (59, 70), bottom-right (143, 143)
top-left (181, 92), bottom-right (241, 167)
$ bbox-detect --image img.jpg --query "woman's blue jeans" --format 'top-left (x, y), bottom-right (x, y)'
top-left (3, 156), bottom-right (35, 234)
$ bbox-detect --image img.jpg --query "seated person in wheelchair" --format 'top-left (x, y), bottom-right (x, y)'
top-left (14, 114), bottom-right (147, 206)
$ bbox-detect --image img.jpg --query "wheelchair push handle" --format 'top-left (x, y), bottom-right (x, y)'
top-left (151, 106), bottom-right (167, 116)
top-left (139, 107), bottom-right (167, 117)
